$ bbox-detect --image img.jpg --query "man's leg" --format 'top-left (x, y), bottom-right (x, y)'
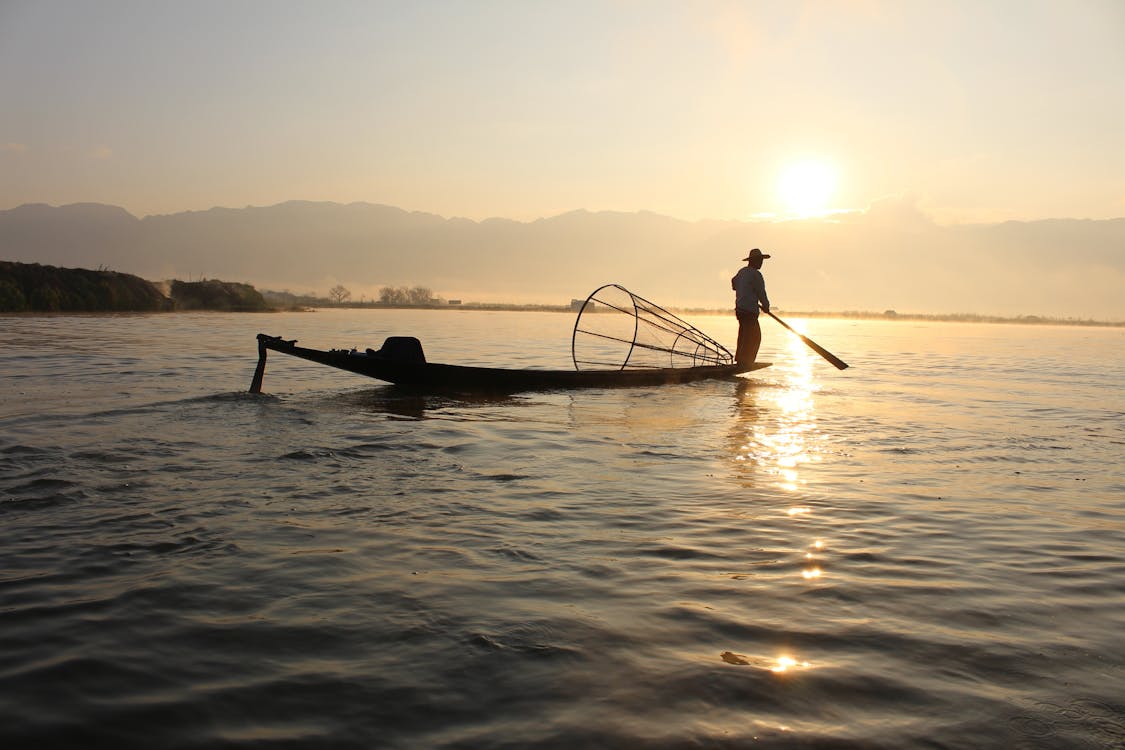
top-left (735, 319), bottom-right (746, 364)
top-left (745, 318), bottom-right (762, 364)
top-left (735, 311), bottom-right (761, 366)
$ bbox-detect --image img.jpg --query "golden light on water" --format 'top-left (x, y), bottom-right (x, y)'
top-left (802, 540), bottom-right (826, 579)
top-left (721, 651), bottom-right (813, 674)
top-left (733, 319), bottom-right (820, 491)
top-left (784, 317), bottom-right (810, 335)
top-left (729, 318), bottom-right (831, 583)
top-left (770, 655), bottom-right (812, 673)
top-left (772, 656), bottom-right (797, 672)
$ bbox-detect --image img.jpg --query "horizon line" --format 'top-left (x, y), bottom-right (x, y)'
top-left (6, 199), bottom-right (1125, 227)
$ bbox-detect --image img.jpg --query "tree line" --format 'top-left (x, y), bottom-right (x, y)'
top-left (327, 284), bottom-right (435, 305)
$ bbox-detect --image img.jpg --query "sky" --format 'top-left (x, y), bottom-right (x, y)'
top-left (2, 0), bottom-right (1124, 225)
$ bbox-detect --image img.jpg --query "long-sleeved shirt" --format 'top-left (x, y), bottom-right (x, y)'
top-left (731, 266), bottom-right (769, 315)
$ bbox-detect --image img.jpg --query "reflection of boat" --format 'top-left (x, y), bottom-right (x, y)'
top-left (249, 284), bottom-right (770, 393)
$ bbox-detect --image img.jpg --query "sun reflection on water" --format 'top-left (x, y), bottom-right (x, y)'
top-left (725, 321), bottom-right (832, 675)
top-left (801, 539), bottom-right (826, 580)
top-left (771, 655), bottom-right (812, 673)
top-left (730, 321), bottom-right (822, 492)
top-left (720, 651), bottom-right (814, 674)
top-left (730, 324), bottom-right (835, 591)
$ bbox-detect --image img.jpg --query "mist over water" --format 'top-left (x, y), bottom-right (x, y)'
top-left (1, 310), bottom-right (1123, 748)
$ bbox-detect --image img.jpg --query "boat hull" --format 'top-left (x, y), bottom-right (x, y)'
top-left (254, 334), bottom-right (769, 392)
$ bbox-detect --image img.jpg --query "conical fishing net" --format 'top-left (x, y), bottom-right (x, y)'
top-left (571, 284), bottom-right (733, 371)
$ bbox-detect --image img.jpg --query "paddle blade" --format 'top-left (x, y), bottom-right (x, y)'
top-left (799, 334), bottom-right (849, 369)
top-left (764, 310), bottom-right (849, 370)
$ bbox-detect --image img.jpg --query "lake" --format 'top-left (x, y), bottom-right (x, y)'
top-left (1, 309), bottom-right (1123, 748)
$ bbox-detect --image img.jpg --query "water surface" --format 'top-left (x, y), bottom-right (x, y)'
top-left (1, 310), bottom-right (1123, 748)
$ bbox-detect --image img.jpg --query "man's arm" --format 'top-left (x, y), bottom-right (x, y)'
top-left (753, 272), bottom-right (770, 313)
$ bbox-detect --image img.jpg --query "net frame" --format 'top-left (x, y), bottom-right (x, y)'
top-left (570, 284), bottom-right (734, 371)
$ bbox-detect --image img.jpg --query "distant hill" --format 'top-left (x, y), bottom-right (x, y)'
top-left (170, 279), bottom-right (270, 312)
top-left (2, 200), bottom-right (1123, 319)
top-left (0, 260), bottom-right (169, 312)
top-left (0, 260), bottom-right (270, 312)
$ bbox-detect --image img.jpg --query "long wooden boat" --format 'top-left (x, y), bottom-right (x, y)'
top-left (248, 284), bottom-right (771, 393)
top-left (250, 334), bottom-right (769, 393)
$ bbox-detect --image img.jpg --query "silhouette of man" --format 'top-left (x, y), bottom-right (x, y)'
top-left (731, 248), bottom-right (770, 366)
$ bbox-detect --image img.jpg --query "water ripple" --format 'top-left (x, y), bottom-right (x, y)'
top-left (0, 313), bottom-right (1122, 748)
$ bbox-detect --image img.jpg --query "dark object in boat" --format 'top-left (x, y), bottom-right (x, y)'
top-left (248, 284), bottom-right (770, 393)
top-left (367, 336), bottom-right (426, 363)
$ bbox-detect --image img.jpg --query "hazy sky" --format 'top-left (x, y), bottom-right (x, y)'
top-left (2, 0), bottom-right (1124, 223)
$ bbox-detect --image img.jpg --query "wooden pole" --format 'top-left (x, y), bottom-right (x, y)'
top-left (249, 339), bottom-right (268, 393)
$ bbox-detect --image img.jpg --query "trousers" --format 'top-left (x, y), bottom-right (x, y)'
top-left (735, 308), bottom-right (761, 366)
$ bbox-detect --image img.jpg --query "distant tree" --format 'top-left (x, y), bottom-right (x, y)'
top-left (378, 285), bottom-right (435, 305)
top-left (30, 286), bottom-right (62, 311)
top-left (382, 285), bottom-right (414, 303)
top-left (407, 286), bottom-right (433, 305)
top-left (328, 284), bottom-right (352, 304)
top-left (0, 279), bottom-right (27, 312)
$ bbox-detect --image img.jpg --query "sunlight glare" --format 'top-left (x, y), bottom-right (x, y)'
top-left (770, 655), bottom-right (811, 673)
top-left (778, 161), bottom-right (837, 216)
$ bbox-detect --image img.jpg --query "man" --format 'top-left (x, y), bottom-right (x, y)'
top-left (731, 248), bottom-right (770, 367)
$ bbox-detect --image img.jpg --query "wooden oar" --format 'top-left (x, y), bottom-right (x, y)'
top-left (763, 309), bottom-right (849, 370)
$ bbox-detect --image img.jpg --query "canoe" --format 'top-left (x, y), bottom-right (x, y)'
top-left (249, 334), bottom-right (770, 393)
top-left (249, 284), bottom-right (772, 393)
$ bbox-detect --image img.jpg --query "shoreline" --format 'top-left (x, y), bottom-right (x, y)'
top-left (1, 303), bottom-right (1120, 328)
top-left (305, 302), bottom-right (1125, 328)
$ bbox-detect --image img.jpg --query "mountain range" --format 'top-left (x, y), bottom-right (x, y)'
top-left (2, 200), bottom-right (1123, 319)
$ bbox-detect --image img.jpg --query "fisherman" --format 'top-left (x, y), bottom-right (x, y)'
top-left (731, 248), bottom-right (770, 366)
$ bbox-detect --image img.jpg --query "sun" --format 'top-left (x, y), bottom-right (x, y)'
top-left (778, 160), bottom-right (837, 216)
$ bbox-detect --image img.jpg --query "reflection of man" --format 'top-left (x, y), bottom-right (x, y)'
top-left (731, 248), bottom-right (771, 367)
